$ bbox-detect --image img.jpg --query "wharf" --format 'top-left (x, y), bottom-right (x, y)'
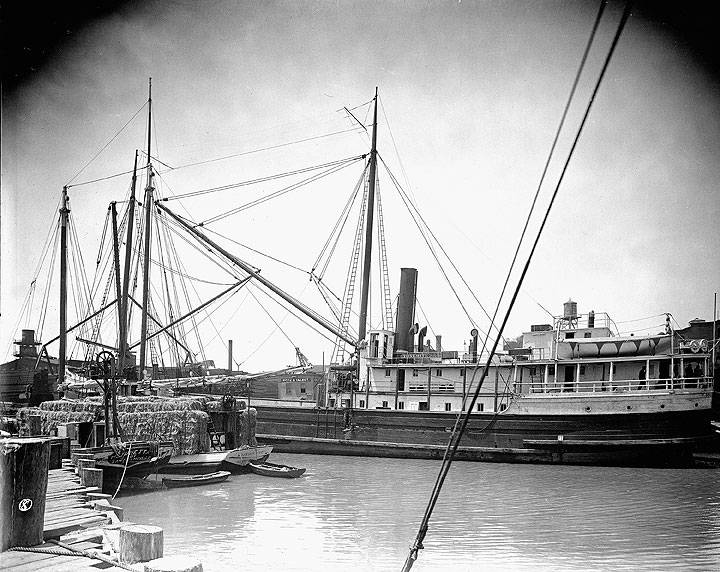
top-left (1, 462), bottom-right (128, 571)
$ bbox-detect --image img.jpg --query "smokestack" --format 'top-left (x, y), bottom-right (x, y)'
top-left (588, 310), bottom-right (595, 329)
top-left (418, 326), bottom-right (427, 353)
top-left (228, 339), bottom-right (233, 373)
top-left (470, 328), bottom-right (479, 362)
top-left (394, 268), bottom-right (418, 353)
top-left (435, 335), bottom-right (442, 353)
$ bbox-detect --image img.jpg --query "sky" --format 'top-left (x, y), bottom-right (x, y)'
top-left (2, 0), bottom-right (719, 372)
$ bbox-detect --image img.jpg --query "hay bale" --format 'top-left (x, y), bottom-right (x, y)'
top-left (116, 410), bottom-right (209, 455)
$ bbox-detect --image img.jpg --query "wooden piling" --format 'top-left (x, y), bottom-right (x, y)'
top-left (0, 437), bottom-right (51, 551)
top-left (119, 524), bottom-right (163, 563)
top-left (49, 442), bottom-right (63, 469)
top-left (80, 467), bottom-right (104, 490)
top-left (77, 458), bottom-right (97, 471)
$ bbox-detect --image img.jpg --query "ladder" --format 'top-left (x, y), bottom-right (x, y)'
top-left (332, 176), bottom-right (369, 364)
top-left (375, 178), bottom-right (394, 331)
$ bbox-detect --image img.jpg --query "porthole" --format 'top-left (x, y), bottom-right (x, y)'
top-left (660, 404), bottom-right (665, 409)
top-left (585, 406), bottom-right (591, 412)
top-left (695, 403), bottom-right (699, 407)
top-left (626, 405), bottom-right (632, 410)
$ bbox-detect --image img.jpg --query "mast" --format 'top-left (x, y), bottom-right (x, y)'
top-left (58, 186), bottom-right (70, 386)
top-left (109, 202), bottom-right (123, 439)
top-left (139, 78), bottom-right (154, 375)
top-left (117, 151), bottom-right (138, 375)
top-left (110, 203), bottom-right (122, 330)
top-left (357, 88), bottom-right (379, 343)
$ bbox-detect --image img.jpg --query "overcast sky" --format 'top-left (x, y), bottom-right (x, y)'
top-left (2, 1), bottom-right (719, 371)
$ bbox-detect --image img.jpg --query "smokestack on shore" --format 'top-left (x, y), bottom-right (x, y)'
top-left (228, 340), bottom-right (233, 374)
top-left (394, 268), bottom-right (418, 353)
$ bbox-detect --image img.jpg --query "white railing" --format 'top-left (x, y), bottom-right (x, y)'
top-left (528, 376), bottom-right (711, 393)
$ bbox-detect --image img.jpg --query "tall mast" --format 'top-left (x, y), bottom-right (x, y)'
top-left (139, 78), bottom-right (154, 375)
top-left (117, 151), bottom-right (138, 374)
top-left (58, 186), bottom-right (70, 386)
top-left (110, 203), bottom-right (122, 329)
top-left (357, 88), bottom-right (379, 343)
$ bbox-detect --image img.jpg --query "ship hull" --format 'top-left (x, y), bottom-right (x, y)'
top-left (254, 404), bottom-right (718, 467)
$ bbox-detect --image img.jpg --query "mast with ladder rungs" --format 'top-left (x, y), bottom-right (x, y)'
top-left (357, 88), bottom-right (379, 343)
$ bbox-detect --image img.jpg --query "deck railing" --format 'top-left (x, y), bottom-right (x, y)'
top-left (527, 376), bottom-right (711, 393)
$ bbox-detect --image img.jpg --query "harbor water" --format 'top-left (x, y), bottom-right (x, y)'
top-left (120, 454), bottom-right (720, 571)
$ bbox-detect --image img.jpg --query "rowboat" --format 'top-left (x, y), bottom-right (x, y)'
top-left (163, 444), bottom-right (273, 474)
top-left (163, 470), bottom-right (230, 488)
top-left (248, 461), bottom-right (306, 478)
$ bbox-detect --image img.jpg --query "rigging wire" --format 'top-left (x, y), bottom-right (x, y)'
top-left (402, 3), bottom-right (631, 570)
top-left (163, 155), bottom-right (365, 201)
top-left (37, 226), bottom-right (60, 339)
top-left (203, 227), bottom-right (309, 276)
top-left (157, 206), bottom-right (206, 364)
top-left (248, 288), bottom-right (298, 349)
top-left (378, 95), bottom-right (415, 203)
top-left (476, 0), bottom-right (608, 361)
top-left (161, 126), bottom-right (366, 172)
top-left (65, 101), bottom-right (147, 186)
top-left (238, 283), bottom-right (338, 365)
top-left (380, 157), bottom-right (486, 337)
top-left (67, 169), bottom-right (138, 189)
top-left (159, 215), bottom-right (246, 279)
top-left (197, 156), bottom-right (366, 227)
top-left (415, 297), bottom-right (435, 339)
top-left (155, 205), bottom-right (248, 362)
top-left (316, 164), bottom-right (368, 280)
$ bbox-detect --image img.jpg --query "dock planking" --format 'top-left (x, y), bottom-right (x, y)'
top-left (0, 467), bottom-right (127, 571)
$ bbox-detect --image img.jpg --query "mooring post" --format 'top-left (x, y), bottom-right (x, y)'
top-left (119, 524), bottom-right (164, 564)
top-left (0, 437), bottom-right (51, 551)
top-left (80, 467), bottom-right (104, 490)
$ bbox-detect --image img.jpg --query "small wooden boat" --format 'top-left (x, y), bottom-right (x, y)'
top-left (162, 470), bottom-right (231, 488)
top-left (162, 444), bottom-right (273, 474)
top-left (248, 461), bottom-right (306, 478)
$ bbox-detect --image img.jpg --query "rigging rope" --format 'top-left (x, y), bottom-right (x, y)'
top-left (317, 165), bottom-right (368, 280)
top-left (248, 288), bottom-right (298, 348)
top-left (204, 227), bottom-right (309, 275)
top-left (37, 226), bottom-right (60, 338)
top-left (402, 3), bottom-right (630, 569)
top-left (65, 101), bottom-right (147, 186)
top-left (163, 155), bottom-right (365, 201)
top-left (161, 126), bottom-right (365, 172)
top-left (312, 163), bottom-right (368, 276)
top-left (197, 156), bottom-right (365, 227)
top-left (477, 0), bottom-right (608, 363)
top-left (380, 157), bottom-right (486, 337)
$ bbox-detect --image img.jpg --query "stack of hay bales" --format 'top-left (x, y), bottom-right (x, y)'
top-left (17, 400), bottom-right (104, 436)
top-left (16, 397), bottom-right (210, 455)
top-left (16, 406), bottom-right (39, 436)
top-left (115, 397), bottom-right (209, 455)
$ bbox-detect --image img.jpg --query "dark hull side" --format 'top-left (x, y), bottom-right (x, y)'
top-left (254, 406), bottom-right (718, 467)
top-left (98, 455), bottom-right (172, 493)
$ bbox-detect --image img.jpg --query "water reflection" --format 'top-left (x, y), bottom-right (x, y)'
top-left (120, 456), bottom-right (720, 571)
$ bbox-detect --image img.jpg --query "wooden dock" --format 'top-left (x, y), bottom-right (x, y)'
top-left (1, 462), bottom-right (131, 571)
